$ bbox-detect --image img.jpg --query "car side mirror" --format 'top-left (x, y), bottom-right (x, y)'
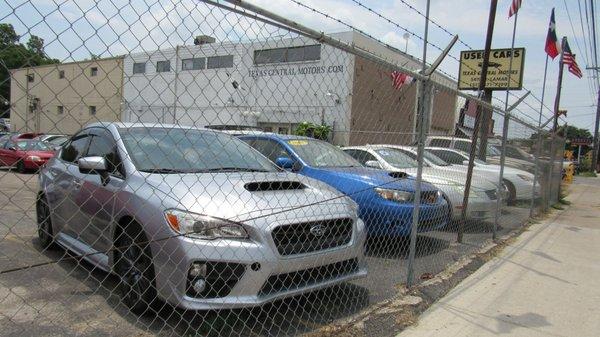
top-left (8, 146), bottom-right (16, 151)
top-left (79, 156), bottom-right (110, 184)
top-left (275, 157), bottom-right (295, 170)
top-left (365, 160), bottom-right (382, 169)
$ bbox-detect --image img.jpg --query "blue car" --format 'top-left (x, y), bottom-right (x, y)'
top-left (238, 133), bottom-right (450, 237)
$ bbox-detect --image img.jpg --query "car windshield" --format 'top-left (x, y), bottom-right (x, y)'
top-left (119, 127), bottom-right (278, 173)
top-left (487, 144), bottom-right (500, 156)
top-left (423, 150), bottom-right (450, 166)
top-left (286, 138), bottom-right (361, 167)
top-left (16, 140), bottom-right (51, 151)
top-left (375, 148), bottom-right (419, 169)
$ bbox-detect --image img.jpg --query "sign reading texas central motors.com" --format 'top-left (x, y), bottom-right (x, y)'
top-left (458, 48), bottom-right (526, 90)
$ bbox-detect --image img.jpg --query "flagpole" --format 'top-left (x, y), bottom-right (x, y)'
top-left (530, 54), bottom-right (549, 217)
top-left (494, 10), bottom-right (518, 239)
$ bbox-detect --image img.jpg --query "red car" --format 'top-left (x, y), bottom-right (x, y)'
top-left (0, 136), bottom-right (56, 173)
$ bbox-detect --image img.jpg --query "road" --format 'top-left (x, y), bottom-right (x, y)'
top-left (0, 168), bottom-right (533, 336)
top-left (398, 177), bottom-right (600, 337)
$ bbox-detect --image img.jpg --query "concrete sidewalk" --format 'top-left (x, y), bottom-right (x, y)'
top-left (398, 177), bottom-right (600, 337)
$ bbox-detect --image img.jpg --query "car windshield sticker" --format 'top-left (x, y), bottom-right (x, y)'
top-left (288, 140), bottom-right (308, 146)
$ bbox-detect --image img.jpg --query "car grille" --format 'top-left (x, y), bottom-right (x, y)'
top-left (258, 258), bottom-right (359, 297)
top-left (271, 218), bottom-right (353, 256)
top-left (420, 191), bottom-right (439, 204)
top-left (485, 189), bottom-right (498, 200)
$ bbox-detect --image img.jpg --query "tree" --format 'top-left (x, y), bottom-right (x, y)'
top-left (294, 122), bottom-right (332, 141)
top-left (26, 35), bottom-right (45, 57)
top-left (0, 23), bottom-right (19, 47)
top-left (0, 26), bottom-right (58, 117)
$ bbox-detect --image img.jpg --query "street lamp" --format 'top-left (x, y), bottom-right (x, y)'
top-left (402, 32), bottom-right (410, 53)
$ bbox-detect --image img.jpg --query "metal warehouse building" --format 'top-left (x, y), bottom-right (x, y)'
top-left (123, 31), bottom-right (458, 145)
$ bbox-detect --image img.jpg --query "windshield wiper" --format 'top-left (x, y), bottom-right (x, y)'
top-left (201, 167), bottom-right (270, 172)
top-left (139, 168), bottom-right (190, 174)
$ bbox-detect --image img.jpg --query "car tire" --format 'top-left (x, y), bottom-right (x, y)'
top-left (504, 179), bottom-right (516, 206)
top-left (115, 221), bottom-right (157, 315)
top-left (36, 194), bottom-right (55, 249)
top-left (16, 160), bottom-right (26, 174)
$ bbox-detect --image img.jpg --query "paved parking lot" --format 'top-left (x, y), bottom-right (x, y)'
top-left (0, 169), bottom-right (531, 337)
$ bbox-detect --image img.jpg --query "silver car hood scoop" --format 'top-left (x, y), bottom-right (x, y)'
top-left (244, 181), bottom-right (306, 192)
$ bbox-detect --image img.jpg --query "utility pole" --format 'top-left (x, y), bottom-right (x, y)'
top-left (587, 67), bottom-right (600, 173)
top-left (553, 37), bottom-right (567, 132)
top-left (459, 0), bottom-right (497, 243)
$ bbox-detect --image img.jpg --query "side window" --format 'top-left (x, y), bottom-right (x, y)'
top-left (429, 138), bottom-right (452, 147)
top-left (252, 139), bottom-right (290, 163)
top-left (86, 128), bottom-right (123, 176)
top-left (60, 134), bottom-right (90, 163)
top-left (454, 140), bottom-right (471, 152)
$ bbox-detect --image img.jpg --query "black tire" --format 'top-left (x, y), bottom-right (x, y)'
top-left (504, 179), bottom-right (517, 206)
top-left (16, 160), bottom-right (26, 174)
top-left (36, 194), bottom-right (55, 249)
top-left (114, 222), bottom-right (157, 315)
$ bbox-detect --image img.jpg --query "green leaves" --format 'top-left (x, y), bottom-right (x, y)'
top-left (294, 122), bottom-right (332, 141)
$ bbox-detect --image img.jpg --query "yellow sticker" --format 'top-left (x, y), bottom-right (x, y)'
top-left (288, 140), bottom-right (308, 146)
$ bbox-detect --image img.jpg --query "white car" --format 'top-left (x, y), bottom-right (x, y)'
top-left (426, 147), bottom-right (539, 204)
top-left (425, 136), bottom-right (536, 173)
top-left (343, 145), bottom-right (500, 221)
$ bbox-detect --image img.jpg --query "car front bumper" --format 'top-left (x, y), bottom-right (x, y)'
top-left (360, 198), bottom-right (450, 237)
top-left (151, 217), bottom-right (367, 310)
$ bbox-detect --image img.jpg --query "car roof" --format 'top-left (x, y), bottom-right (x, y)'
top-left (238, 132), bottom-right (314, 141)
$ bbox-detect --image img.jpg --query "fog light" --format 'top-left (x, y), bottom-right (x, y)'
top-left (189, 262), bottom-right (207, 278)
top-left (193, 279), bottom-right (206, 293)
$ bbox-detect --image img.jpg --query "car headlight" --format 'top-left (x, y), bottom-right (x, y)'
top-left (164, 209), bottom-right (248, 240)
top-left (27, 155), bottom-right (41, 162)
top-left (517, 174), bottom-right (533, 182)
top-left (374, 188), bottom-right (413, 203)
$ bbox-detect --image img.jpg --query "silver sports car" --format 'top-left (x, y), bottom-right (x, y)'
top-left (36, 123), bottom-right (366, 314)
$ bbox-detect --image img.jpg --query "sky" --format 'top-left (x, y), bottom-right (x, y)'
top-left (1, 0), bottom-right (598, 135)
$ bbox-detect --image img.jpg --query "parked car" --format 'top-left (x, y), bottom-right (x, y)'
top-left (0, 136), bottom-right (56, 172)
top-left (343, 145), bottom-right (500, 221)
top-left (238, 133), bottom-right (450, 237)
top-left (426, 147), bottom-right (538, 204)
top-left (37, 123), bottom-right (366, 313)
top-left (425, 136), bottom-right (536, 173)
top-left (35, 134), bottom-right (70, 147)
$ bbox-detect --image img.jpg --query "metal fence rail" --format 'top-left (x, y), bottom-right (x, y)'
top-left (0, 1), bottom-right (566, 336)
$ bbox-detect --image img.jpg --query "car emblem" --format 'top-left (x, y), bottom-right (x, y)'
top-left (309, 224), bottom-right (327, 237)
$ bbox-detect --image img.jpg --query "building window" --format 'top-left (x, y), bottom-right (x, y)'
top-left (254, 45), bottom-right (321, 65)
top-left (207, 55), bottom-right (233, 69)
top-left (58, 70), bottom-right (65, 79)
top-left (89, 106), bottom-right (97, 115)
top-left (133, 62), bottom-right (146, 74)
top-left (90, 67), bottom-right (98, 76)
top-left (182, 57), bottom-right (205, 71)
top-left (26, 74), bottom-right (34, 83)
top-left (156, 60), bottom-right (171, 72)
top-left (57, 106), bottom-right (64, 114)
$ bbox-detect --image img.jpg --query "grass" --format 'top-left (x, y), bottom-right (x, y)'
top-left (578, 171), bottom-right (598, 177)
top-left (551, 204), bottom-right (565, 210)
top-left (559, 199), bottom-right (571, 205)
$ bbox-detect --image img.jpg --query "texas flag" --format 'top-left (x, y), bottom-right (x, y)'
top-left (545, 8), bottom-right (561, 59)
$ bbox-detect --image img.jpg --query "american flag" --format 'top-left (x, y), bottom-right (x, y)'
top-left (508, 0), bottom-right (522, 18)
top-left (390, 71), bottom-right (412, 89)
top-left (563, 39), bottom-right (583, 78)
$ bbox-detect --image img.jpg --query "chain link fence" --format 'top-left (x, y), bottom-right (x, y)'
top-left (0, 1), bottom-right (567, 336)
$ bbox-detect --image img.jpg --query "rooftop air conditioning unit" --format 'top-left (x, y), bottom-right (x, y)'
top-left (193, 35), bottom-right (216, 45)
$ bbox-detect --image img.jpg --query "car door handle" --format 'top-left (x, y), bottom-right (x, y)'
top-left (73, 180), bottom-right (82, 188)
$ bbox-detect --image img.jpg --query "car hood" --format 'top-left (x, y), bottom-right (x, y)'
top-left (23, 150), bottom-right (55, 158)
top-left (399, 167), bottom-right (497, 191)
top-left (140, 171), bottom-right (354, 221)
top-left (311, 166), bottom-right (437, 193)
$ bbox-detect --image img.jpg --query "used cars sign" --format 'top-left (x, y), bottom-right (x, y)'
top-left (458, 48), bottom-right (525, 90)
